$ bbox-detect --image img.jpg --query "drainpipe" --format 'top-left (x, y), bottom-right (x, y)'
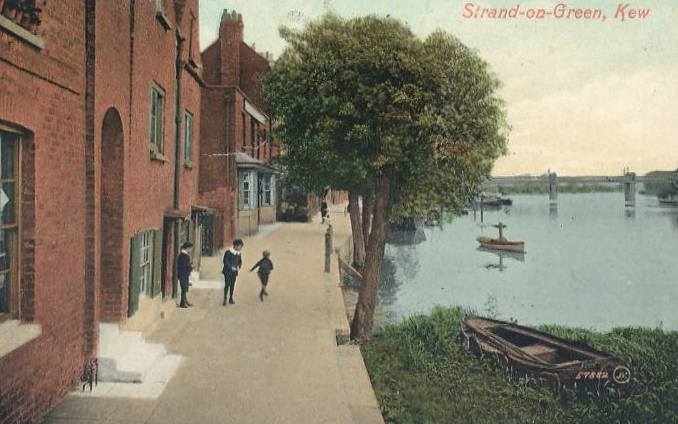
top-left (84, 0), bottom-right (96, 359)
top-left (172, 33), bottom-right (184, 298)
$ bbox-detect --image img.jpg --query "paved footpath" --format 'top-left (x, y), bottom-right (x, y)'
top-left (43, 205), bottom-right (383, 424)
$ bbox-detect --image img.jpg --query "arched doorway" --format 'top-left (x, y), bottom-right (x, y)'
top-left (100, 108), bottom-right (125, 322)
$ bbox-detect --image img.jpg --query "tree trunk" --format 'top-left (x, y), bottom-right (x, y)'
top-left (350, 174), bottom-right (391, 343)
top-left (361, 191), bottom-right (374, 246)
top-left (348, 191), bottom-right (366, 268)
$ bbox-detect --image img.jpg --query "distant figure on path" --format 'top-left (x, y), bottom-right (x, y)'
top-left (222, 239), bottom-right (244, 305)
top-left (250, 250), bottom-right (274, 302)
top-left (321, 199), bottom-right (329, 223)
top-left (177, 242), bottom-right (194, 308)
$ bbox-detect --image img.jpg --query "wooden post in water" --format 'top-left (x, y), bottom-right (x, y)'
top-left (624, 171), bottom-right (636, 207)
top-left (324, 224), bottom-right (333, 273)
top-left (548, 172), bottom-right (558, 204)
top-left (480, 194), bottom-right (484, 224)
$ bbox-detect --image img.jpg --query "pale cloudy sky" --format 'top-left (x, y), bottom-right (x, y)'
top-left (199, 0), bottom-right (678, 176)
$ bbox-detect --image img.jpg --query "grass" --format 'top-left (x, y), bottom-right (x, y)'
top-left (361, 306), bottom-right (678, 423)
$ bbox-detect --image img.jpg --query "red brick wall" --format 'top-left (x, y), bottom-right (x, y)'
top-left (95, 0), bottom-right (131, 325)
top-left (0, 1), bottom-right (88, 422)
top-left (218, 12), bottom-right (242, 86)
top-left (201, 42), bottom-right (220, 85)
top-left (239, 43), bottom-right (270, 113)
top-left (177, 0), bottom-right (202, 216)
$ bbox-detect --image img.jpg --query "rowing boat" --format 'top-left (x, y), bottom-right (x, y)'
top-left (460, 316), bottom-right (632, 391)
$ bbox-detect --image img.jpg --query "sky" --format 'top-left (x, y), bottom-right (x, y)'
top-left (198, 0), bottom-right (678, 176)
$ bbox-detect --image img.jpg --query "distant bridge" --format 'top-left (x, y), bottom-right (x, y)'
top-left (482, 171), bottom-right (678, 208)
top-left (487, 173), bottom-right (678, 185)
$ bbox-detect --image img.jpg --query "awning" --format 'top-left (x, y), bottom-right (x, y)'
top-left (234, 152), bottom-right (280, 174)
top-left (244, 100), bottom-right (268, 124)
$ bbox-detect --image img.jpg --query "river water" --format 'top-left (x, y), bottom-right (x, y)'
top-left (379, 193), bottom-right (678, 331)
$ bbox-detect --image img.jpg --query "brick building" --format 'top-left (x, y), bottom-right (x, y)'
top-left (0, 0), bottom-right (204, 422)
top-left (199, 10), bottom-right (280, 246)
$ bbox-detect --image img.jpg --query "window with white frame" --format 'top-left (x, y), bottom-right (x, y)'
top-left (239, 172), bottom-right (251, 209)
top-left (139, 231), bottom-right (154, 297)
top-left (149, 85), bottom-right (165, 155)
top-left (262, 175), bottom-right (273, 206)
top-left (184, 111), bottom-right (193, 163)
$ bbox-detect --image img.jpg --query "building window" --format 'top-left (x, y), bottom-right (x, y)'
top-left (0, 131), bottom-right (19, 318)
top-left (262, 175), bottom-right (273, 206)
top-left (139, 231), bottom-right (153, 297)
top-left (183, 111), bottom-right (193, 163)
top-left (150, 85), bottom-right (165, 156)
top-left (239, 172), bottom-right (251, 209)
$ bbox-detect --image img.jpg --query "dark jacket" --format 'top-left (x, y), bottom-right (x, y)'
top-left (177, 251), bottom-right (192, 281)
top-left (222, 249), bottom-right (242, 275)
top-left (250, 257), bottom-right (274, 275)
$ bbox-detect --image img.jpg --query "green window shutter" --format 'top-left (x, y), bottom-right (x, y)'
top-left (152, 229), bottom-right (163, 298)
top-left (128, 234), bottom-right (141, 317)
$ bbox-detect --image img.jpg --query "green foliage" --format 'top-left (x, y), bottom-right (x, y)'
top-left (362, 306), bottom-right (678, 423)
top-left (264, 14), bottom-right (508, 217)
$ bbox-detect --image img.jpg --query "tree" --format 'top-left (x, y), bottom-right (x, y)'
top-left (265, 14), bottom-right (508, 342)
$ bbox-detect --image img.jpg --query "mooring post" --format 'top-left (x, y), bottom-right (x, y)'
top-left (324, 224), bottom-right (333, 273)
top-left (624, 171), bottom-right (636, 207)
top-left (548, 172), bottom-right (558, 204)
top-left (480, 194), bottom-right (484, 224)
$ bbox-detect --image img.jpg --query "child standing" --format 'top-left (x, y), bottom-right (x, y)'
top-left (250, 250), bottom-right (274, 302)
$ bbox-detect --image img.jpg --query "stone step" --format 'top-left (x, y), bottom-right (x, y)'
top-left (97, 324), bottom-right (167, 383)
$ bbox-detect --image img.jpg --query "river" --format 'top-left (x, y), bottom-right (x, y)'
top-left (379, 193), bottom-right (678, 331)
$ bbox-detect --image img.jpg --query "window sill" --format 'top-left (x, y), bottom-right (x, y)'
top-left (156, 11), bottom-right (172, 31)
top-left (0, 320), bottom-right (42, 358)
top-left (151, 151), bottom-right (168, 163)
top-left (0, 14), bottom-right (44, 50)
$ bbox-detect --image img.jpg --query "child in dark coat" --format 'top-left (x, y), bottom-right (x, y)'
top-left (250, 250), bottom-right (274, 302)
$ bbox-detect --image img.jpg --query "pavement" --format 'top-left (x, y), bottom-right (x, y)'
top-left (42, 204), bottom-right (384, 424)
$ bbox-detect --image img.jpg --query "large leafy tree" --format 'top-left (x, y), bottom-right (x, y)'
top-left (265, 15), bottom-right (508, 342)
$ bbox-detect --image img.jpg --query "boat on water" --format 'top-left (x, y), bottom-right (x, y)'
top-left (658, 196), bottom-right (678, 206)
top-left (475, 194), bottom-right (513, 208)
top-left (459, 316), bottom-right (632, 391)
top-left (477, 237), bottom-right (524, 253)
top-left (477, 222), bottom-right (525, 253)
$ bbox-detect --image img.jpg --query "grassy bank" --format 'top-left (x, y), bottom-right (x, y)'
top-left (492, 183), bottom-right (622, 195)
top-left (361, 306), bottom-right (678, 423)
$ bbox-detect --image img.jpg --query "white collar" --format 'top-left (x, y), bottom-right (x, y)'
top-left (229, 248), bottom-right (241, 255)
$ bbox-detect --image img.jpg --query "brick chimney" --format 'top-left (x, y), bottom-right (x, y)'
top-left (219, 9), bottom-right (243, 86)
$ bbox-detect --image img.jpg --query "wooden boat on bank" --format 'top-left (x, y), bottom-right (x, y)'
top-left (459, 316), bottom-right (632, 390)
